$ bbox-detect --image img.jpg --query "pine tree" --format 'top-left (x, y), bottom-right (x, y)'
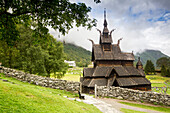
top-left (144, 60), bottom-right (150, 75)
top-left (166, 69), bottom-right (170, 77)
top-left (161, 65), bottom-right (167, 76)
top-left (150, 60), bottom-right (155, 74)
top-left (144, 60), bottom-right (155, 75)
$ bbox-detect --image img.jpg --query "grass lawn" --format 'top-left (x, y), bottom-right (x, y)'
top-left (60, 67), bottom-right (83, 82)
top-left (120, 108), bottom-right (146, 113)
top-left (146, 74), bottom-right (170, 94)
top-left (146, 74), bottom-right (170, 84)
top-left (0, 74), bottom-right (101, 113)
top-left (119, 102), bottom-right (170, 113)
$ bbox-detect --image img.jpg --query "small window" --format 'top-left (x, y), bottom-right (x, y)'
top-left (103, 44), bottom-right (111, 51)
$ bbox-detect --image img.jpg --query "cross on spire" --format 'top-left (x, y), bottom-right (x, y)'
top-left (103, 8), bottom-right (107, 27)
top-left (104, 8), bottom-right (106, 20)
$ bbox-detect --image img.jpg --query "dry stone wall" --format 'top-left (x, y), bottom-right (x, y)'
top-left (96, 86), bottom-right (170, 106)
top-left (0, 66), bottom-right (80, 91)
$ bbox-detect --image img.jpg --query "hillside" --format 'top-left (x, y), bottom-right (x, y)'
top-left (64, 43), bottom-right (91, 67)
top-left (135, 49), bottom-right (169, 66)
top-left (0, 74), bottom-right (101, 113)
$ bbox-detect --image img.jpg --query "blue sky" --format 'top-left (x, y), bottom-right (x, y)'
top-left (49, 0), bottom-right (170, 56)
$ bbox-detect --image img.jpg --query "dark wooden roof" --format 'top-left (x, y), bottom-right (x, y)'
top-left (137, 69), bottom-right (145, 76)
top-left (92, 44), bottom-right (135, 61)
top-left (88, 78), bottom-right (107, 87)
top-left (114, 66), bottom-right (142, 76)
top-left (82, 78), bottom-right (91, 86)
top-left (83, 66), bottom-right (145, 78)
top-left (116, 77), bottom-right (151, 87)
top-left (83, 68), bottom-right (94, 77)
top-left (83, 66), bottom-right (113, 78)
top-left (92, 66), bottom-right (113, 77)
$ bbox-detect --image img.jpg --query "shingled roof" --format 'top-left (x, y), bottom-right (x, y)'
top-left (83, 66), bottom-right (113, 77)
top-left (116, 77), bottom-right (151, 87)
top-left (92, 45), bottom-right (135, 61)
top-left (83, 68), bottom-right (94, 77)
top-left (83, 66), bottom-right (144, 78)
top-left (114, 66), bottom-right (143, 76)
top-left (92, 66), bottom-right (113, 77)
top-left (88, 78), bottom-right (108, 87)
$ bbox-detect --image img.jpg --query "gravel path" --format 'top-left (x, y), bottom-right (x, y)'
top-left (64, 94), bottom-right (120, 113)
top-left (65, 94), bottom-right (166, 113)
top-left (82, 95), bottom-right (120, 113)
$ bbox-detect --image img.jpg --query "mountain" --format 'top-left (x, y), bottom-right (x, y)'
top-left (135, 50), bottom-right (169, 66)
top-left (64, 43), bottom-right (91, 67)
top-left (64, 43), bottom-right (169, 67)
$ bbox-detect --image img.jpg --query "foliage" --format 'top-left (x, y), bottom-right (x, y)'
top-left (156, 57), bottom-right (170, 68)
top-left (119, 102), bottom-right (170, 113)
top-left (161, 65), bottom-right (167, 77)
top-left (0, 0), bottom-right (98, 45)
top-left (64, 43), bottom-right (91, 67)
top-left (160, 65), bottom-right (170, 77)
top-left (0, 24), bottom-right (68, 77)
top-left (0, 74), bottom-right (102, 113)
top-left (144, 60), bottom-right (155, 75)
top-left (135, 50), bottom-right (169, 66)
top-left (156, 57), bottom-right (170, 77)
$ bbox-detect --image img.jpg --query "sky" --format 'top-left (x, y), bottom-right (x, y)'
top-left (49, 0), bottom-right (170, 56)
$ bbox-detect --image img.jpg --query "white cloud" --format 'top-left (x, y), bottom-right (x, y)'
top-left (49, 0), bottom-right (170, 56)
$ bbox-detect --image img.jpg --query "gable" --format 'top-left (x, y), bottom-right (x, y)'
top-left (92, 66), bottom-right (113, 77)
top-left (93, 45), bottom-right (135, 61)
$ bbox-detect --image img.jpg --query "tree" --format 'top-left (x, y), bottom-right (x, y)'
top-left (0, 0), bottom-right (99, 45)
top-left (0, 24), bottom-right (68, 77)
top-left (156, 57), bottom-right (170, 69)
top-left (161, 65), bottom-right (167, 77)
top-left (166, 69), bottom-right (170, 77)
top-left (144, 60), bottom-right (155, 75)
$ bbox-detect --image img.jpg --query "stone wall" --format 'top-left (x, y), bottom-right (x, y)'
top-left (0, 66), bottom-right (80, 91)
top-left (96, 86), bottom-right (170, 106)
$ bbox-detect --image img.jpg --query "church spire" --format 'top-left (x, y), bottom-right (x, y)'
top-left (103, 8), bottom-right (109, 33)
top-left (103, 8), bottom-right (108, 28)
top-left (136, 57), bottom-right (143, 69)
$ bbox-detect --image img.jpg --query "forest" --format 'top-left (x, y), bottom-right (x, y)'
top-left (0, 0), bottom-right (99, 78)
top-left (0, 24), bottom-right (68, 77)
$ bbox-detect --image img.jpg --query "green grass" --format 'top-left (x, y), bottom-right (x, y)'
top-left (146, 74), bottom-right (170, 83)
top-left (120, 108), bottom-right (146, 113)
top-left (146, 74), bottom-right (170, 94)
top-left (119, 102), bottom-right (170, 113)
top-left (61, 74), bottom-right (80, 82)
top-left (59, 67), bottom-right (83, 82)
top-left (0, 74), bottom-right (101, 113)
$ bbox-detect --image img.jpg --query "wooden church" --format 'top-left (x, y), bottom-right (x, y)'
top-left (80, 10), bottom-right (151, 93)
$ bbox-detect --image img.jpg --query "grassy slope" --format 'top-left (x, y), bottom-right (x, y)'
top-left (119, 102), bottom-right (170, 113)
top-left (0, 74), bottom-right (101, 113)
top-left (64, 43), bottom-right (91, 66)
